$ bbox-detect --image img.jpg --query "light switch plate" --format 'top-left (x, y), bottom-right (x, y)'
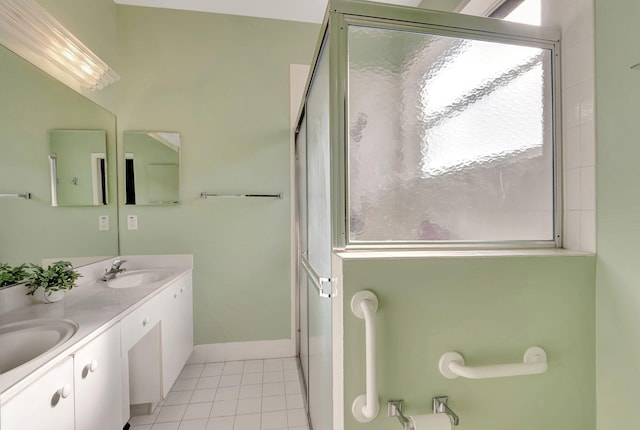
top-left (127, 215), bottom-right (138, 230)
top-left (98, 215), bottom-right (109, 231)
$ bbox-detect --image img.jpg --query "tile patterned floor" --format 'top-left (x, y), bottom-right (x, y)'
top-left (129, 358), bottom-right (310, 430)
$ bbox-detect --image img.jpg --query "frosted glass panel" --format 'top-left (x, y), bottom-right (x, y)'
top-left (307, 44), bottom-right (332, 272)
top-left (347, 25), bottom-right (555, 243)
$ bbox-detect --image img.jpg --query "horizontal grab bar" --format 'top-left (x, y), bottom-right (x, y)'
top-left (439, 347), bottom-right (547, 379)
top-left (200, 192), bottom-right (282, 199)
top-left (0, 193), bottom-right (31, 199)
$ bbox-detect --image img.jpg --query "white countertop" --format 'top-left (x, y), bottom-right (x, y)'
top-left (0, 254), bottom-right (193, 404)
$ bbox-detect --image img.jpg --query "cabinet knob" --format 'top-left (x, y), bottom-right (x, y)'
top-left (142, 316), bottom-right (150, 326)
top-left (86, 359), bottom-right (98, 373)
top-left (57, 384), bottom-right (72, 399)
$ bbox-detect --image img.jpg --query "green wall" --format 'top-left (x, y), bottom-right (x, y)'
top-left (115, 6), bottom-right (319, 344)
top-left (342, 255), bottom-right (595, 430)
top-left (594, 1), bottom-right (640, 428)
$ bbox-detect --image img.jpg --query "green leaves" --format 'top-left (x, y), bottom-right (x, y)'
top-left (25, 261), bottom-right (81, 296)
top-left (0, 263), bottom-right (29, 288)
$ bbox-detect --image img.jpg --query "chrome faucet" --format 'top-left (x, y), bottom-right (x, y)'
top-left (100, 259), bottom-right (127, 282)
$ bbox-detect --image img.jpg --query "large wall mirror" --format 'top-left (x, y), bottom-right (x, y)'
top-left (0, 43), bottom-right (118, 268)
top-left (123, 131), bottom-right (181, 205)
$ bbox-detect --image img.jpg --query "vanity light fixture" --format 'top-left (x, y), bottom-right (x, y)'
top-left (0, 0), bottom-right (119, 90)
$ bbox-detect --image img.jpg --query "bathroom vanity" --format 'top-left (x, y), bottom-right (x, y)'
top-left (0, 254), bottom-right (193, 430)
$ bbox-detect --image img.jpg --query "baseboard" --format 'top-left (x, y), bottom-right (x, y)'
top-left (188, 339), bottom-right (295, 364)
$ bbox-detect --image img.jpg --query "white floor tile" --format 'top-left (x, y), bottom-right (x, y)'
top-left (263, 371), bottom-right (284, 384)
top-left (130, 426), bottom-right (152, 430)
top-left (283, 370), bottom-right (298, 382)
top-left (284, 381), bottom-right (301, 394)
top-left (219, 374), bottom-right (242, 387)
top-left (173, 378), bottom-right (199, 391)
top-left (236, 397), bottom-right (262, 415)
top-left (151, 423), bottom-right (180, 430)
top-left (241, 372), bottom-right (263, 386)
top-left (233, 413), bottom-right (260, 430)
top-left (263, 359), bottom-right (283, 372)
top-left (205, 416), bottom-right (234, 430)
top-left (180, 365), bottom-right (205, 379)
top-left (216, 386), bottom-right (241, 401)
top-left (262, 382), bottom-right (285, 397)
top-left (243, 360), bottom-right (264, 373)
top-left (285, 394), bottom-right (304, 410)
top-left (183, 402), bottom-right (213, 420)
top-left (156, 405), bottom-right (188, 423)
top-left (261, 411), bottom-right (287, 430)
top-left (262, 395), bottom-right (286, 412)
top-left (210, 399), bottom-right (238, 417)
top-left (165, 391), bottom-right (194, 406)
top-left (282, 359), bottom-right (297, 371)
top-left (223, 362), bottom-right (244, 375)
top-left (288, 427), bottom-right (309, 430)
top-left (239, 384), bottom-right (263, 399)
top-left (130, 409), bottom-right (160, 425)
top-left (191, 389), bottom-right (217, 404)
top-left (202, 363), bottom-right (224, 377)
top-left (178, 419), bottom-right (208, 430)
top-left (196, 376), bottom-right (221, 390)
top-left (287, 409), bottom-right (308, 427)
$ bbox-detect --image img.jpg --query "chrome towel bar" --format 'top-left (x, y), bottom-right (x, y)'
top-left (0, 193), bottom-right (31, 199)
top-left (200, 192), bottom-right (282, 199)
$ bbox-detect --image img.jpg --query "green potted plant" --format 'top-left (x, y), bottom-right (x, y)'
top-left (25, 261), bottom-right (81, 303)
top-left (0, 263), bottom-right (29, 288)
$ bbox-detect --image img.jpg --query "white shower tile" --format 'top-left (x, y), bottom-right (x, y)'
top-left (579, 78), bottom-right (595, 123)
top-left (580, 120), bottom-right (596, 167)
top-left (580, 166), bottom-right (596, 211)
top-left (565, 168), bottom-right (581, 211)
top-left (581, 210), bottom-right (596, 253)
top-left (263, 371), bottom-right (284, 383)
top-left (563, 83), bottom-right (581, 128)
top-left (151, 423), bottom-right (180, 430)
top-left (264, 359), bottom-right (284, 372)
top-left (564, 210), bottom-right (581, 250)
top-left (263, 383), bottom-right (285, 397)
top-left (564, 126), bottom-right (580, 169)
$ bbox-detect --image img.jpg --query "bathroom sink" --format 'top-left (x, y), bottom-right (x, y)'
top-left (105, 269), bottom-right (173, 289)
top-left (0, 319), bottom-right (78, 374)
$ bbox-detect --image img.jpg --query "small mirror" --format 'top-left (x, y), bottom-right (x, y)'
top-left (49, 130), bottom-right (108, 207)
top-left (123, 131), bottom-right (181, 205)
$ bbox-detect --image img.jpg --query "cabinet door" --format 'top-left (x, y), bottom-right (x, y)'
top-left (1, 357), bottom-right (75, 430)
top-left (161, 272), bottom-right (194, 396)
top-left (74, 324), bottom-right (123, 430)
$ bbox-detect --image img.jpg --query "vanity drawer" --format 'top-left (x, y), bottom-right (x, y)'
top-left (120, 295), bottom-right (162, 353)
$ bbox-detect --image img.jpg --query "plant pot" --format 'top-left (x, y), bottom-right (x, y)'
top-left (43, 290), bottom-right (65, 303)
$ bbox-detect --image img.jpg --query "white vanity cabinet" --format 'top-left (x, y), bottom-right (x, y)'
top-left (73, 324), bottom-right (123, 430)
top-left (161, 272), bottom-right (194, 397)
top-left (0, 357), bottom-right (75, 430)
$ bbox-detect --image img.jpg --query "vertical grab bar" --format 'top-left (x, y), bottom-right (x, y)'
top-left (351, 290), bottom-right (379, 423)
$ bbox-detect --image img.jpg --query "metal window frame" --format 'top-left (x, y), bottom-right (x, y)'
top-left (294, 0), bottom-right (562, 252)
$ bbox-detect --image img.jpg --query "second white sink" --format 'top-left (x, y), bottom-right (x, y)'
top-left (0, 319), bottom-right (78, 374)
top-left (105, 269), bottom-right (173, 289)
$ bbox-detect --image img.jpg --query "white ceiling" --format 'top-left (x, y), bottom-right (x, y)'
top-left (112, 0), bottom-right (423, 24)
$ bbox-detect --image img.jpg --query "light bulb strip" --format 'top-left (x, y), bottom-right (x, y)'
top-left (0, 0), bottom-right (119, 90)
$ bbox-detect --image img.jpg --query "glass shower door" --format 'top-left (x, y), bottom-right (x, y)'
top-left (298, 40), bottom-right (332, 430)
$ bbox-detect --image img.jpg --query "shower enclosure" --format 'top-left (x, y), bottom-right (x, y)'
top-left (294, 1), bottom-right (559, 429)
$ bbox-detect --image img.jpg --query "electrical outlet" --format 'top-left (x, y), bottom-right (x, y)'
top-left (98, 215), bottom-right (109, 231)
top-left (127, 215), bottom-right (138, 230)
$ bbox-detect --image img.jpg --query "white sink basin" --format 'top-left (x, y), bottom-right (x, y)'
top-left (105, 269), bottom-right (173, 289)
top-left (0, 319), bottom-right (78, 374)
